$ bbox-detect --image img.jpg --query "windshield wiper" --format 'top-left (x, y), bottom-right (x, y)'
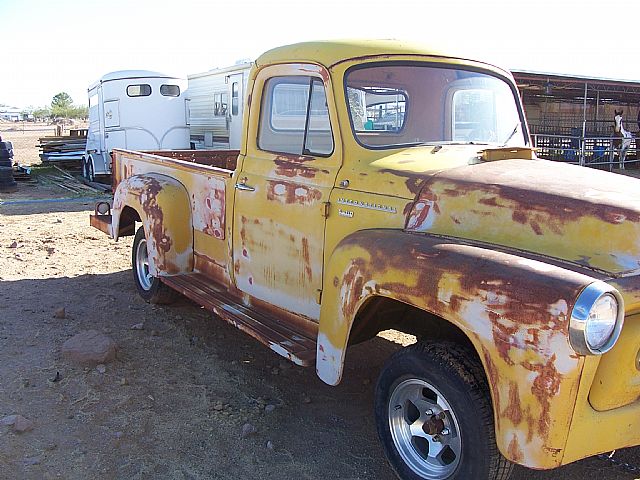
top-left (500, 122), bottom-right (521, 147)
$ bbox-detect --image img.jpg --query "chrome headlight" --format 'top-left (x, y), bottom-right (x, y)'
top-left (569, 281), bottom-right (624, 355)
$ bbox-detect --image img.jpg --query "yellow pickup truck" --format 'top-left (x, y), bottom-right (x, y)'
top-left (91, 40), bottom-right (640, 480)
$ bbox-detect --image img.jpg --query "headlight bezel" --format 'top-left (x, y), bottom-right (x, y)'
top-left (569, 281), bottom-right (624, 355)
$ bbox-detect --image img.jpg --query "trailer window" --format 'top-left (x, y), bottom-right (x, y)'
top-left (127, 84), bottom-right (152, 97)
top-left (160, 85), bottom-right (180, 97)
top-left (214, 93), bottom-right (228, 116)
top-left (258, 76), bottom-right (333, 157)
top-left (231, 82), bottom-right (239, 116)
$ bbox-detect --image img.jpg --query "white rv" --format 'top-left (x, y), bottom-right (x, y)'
top-left (84, 70), bottom-right (190, 180)
top-left (187, 63), bottom-right (252, 150)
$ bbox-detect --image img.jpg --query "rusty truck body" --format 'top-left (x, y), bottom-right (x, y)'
top-left (91, 40), bottom-right (640, 480)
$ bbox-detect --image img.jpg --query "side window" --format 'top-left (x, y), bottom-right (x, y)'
top-left (214, 92), bottom-right (228, 116)
top-left (231, 82), bottom-right (239, 116)
top-left (258, 76), bottom-right (333, 157)
top-left (127, 84), bottom-right (151, 97)
top-left (305, 78), bottom-right (333, 155)
top-left (160, 84), bottom-right (180, 97)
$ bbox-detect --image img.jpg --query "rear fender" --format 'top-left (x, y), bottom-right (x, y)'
top-left (112, 173), bottom-right (193, 276)
top-left (317, 229), bottom-right (597, 468)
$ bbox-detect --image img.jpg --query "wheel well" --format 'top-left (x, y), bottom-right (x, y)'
top-left (118, 206), bottom-right (140, 237)
top-left (348, 296), bottom-right (475, 353)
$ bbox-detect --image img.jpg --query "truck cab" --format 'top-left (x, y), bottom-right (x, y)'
top-left (91, 40), bottom-right (640, 480)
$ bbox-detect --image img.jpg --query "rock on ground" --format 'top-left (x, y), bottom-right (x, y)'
top-left (61, 330), bottom-right (117, 366)
top-left (1, 414), bottom-right (34, 433)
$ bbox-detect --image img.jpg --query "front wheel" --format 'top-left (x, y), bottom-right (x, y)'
top-left (375, 341), bottom-right (513, 480)
top-left (132, 226), bottom-right (178, 304)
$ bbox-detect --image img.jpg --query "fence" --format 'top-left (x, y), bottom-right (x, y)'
top-left (531, 131), bottom-right (638, 170)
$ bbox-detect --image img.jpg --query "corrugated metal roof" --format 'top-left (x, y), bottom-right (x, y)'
top-left (512, 69), bottom-right (640, 88)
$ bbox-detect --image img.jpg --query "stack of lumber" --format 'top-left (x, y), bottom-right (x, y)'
top-left (38, 132), bottom-right (86, 169)
top-left (39, 166), bottom-right (105, 194)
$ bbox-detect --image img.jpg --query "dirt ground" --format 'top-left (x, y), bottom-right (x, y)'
top-left (1, 126), bottom-right (639, 479)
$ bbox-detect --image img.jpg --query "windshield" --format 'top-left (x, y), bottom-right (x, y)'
top-left (345, 63), bottom-right (527, 149)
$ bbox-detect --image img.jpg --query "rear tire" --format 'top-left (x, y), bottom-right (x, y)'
top-left (375, 341), bottom-right (513, 480)
top-left (83, 156), bottom-right (95, 181)
top-left (132, 226), bottom-right (178, 304)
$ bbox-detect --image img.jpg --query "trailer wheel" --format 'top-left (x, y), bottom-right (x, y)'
top-left (132, 226), bottom-right (178, 304)
top-left (375, 341), bottom-right (513, 480)
top-left (83, 156), bottom-right (95, 182)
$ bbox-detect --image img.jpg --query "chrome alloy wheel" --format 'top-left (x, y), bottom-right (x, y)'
top-left (388, 378), bottom-right (462, 479)
top-left (135, 237), bottom-right (153, 291)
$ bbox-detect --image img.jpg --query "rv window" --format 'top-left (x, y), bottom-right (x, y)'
top-left (127, 84), bottom-right (152, 97)
top-left (160, 85), bottom-right (180, 97)
top-left (214, 93), bottom-right (228, 116)
top-left (231, 83), bottom-right (239, 116)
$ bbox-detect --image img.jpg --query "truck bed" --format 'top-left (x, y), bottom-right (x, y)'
top-left (144, 149), bottom-right (239, 171)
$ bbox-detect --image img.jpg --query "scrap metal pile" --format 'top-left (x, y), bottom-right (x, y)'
top-left (38, 128), bottom-right (87, 169)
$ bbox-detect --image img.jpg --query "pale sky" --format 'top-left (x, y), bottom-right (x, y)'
top-left (1, 0), bottom-right (638, 109)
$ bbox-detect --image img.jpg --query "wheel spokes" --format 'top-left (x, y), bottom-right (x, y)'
top-left (389, 378), bottom-right (462, 478)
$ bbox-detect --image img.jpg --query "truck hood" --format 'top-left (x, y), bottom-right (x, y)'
top-left (404, 158), bottom-right (640, 276)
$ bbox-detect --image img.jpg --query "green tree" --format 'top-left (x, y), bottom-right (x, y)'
top-left (33, 106), bottom-right (51, 120)
top-left (51, 92), bottom-right (73, 110)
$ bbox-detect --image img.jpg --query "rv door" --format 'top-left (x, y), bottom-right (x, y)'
top-left (228, 73), bottom-right (244, 149)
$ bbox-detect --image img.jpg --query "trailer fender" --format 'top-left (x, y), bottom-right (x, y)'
top-left (317, 229), bottom-right (598, 468)
top-left (112, 173), bottom-right (193, 276)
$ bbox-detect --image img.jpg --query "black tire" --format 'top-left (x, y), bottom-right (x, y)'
top-left (82, 157), bottom-right (90, 179)
top-left (375, 341), bottom-right (513, 480)
top-left (132, 226), bottom-right (178, 304)
top-left (84, 156), bottom-right (95, 182)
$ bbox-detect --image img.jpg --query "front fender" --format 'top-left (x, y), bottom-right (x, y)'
top-left (112, 173), bottom-right (193, 276)
top-left (317, 229), bottom-right (598, 469)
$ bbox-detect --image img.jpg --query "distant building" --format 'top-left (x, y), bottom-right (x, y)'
top-left (0, 107), bottom-right (25, 122)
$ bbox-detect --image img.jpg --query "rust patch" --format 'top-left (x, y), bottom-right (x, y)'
top-left (379, 169), bottom-right (428, 195)
top-left (479, 197), bottom-right (500, 207)
top-left (266, 180), bottom-right (322, 205)
top-left (298, 66), bottom-right (330, 83)
top-left (140, 177), bottom-right (172, 258)
top-left (274, 158), bottom-right (330, 179)
top-left (512, 210), bottom-right (527, 224)
top-left (531, 221), bottom-right (543, 236)
top-left (340, 258), bottom-right (367, 318)
top-left (201, 187), bottom-right (225, 239)
top-left (194, 253), bottom-right (229, 285)
top-left (502, 382), bottom-right (523, 425)
top-left (481, 347), bottom-right (501, 412)
top-left (525, 355), bottom-right (562, 437)
top-left (507, 435), bottom-right (524, 463)
top-left (302, 238), bottom-right (312, 281)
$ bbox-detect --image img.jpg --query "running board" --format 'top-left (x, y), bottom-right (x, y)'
top-left (161, 274), bottom-right (317, 366)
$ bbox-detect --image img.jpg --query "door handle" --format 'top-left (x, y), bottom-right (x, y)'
top-left (235, 177), bottom-right (255, 191)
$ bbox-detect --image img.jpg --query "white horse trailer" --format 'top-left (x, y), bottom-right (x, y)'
top-left (84, 70), bottom-right (190, 180)
top-left (187, 63), bottom-right (252, 150)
